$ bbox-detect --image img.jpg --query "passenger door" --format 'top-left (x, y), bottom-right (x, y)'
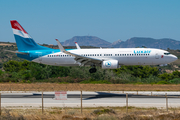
top-left (155, 53), bottom-right (159, 59)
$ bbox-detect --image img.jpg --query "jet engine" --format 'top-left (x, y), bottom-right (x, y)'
top-left (102, 60), bottom-right (119, 69)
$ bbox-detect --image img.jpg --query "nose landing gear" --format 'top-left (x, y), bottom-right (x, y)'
top-left (89, 68), bottom-right (97, 73)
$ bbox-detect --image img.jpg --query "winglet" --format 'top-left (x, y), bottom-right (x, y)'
top-left (55, 39), bottom-right (65, 52)
top-left (75, 42), bottom-right (81, 49)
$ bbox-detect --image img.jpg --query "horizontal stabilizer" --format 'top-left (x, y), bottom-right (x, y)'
top-left (4, 50), bottom-right (29, 55)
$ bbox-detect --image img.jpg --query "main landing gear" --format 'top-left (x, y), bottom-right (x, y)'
top-left (89, 67), bottom-right (97, 73)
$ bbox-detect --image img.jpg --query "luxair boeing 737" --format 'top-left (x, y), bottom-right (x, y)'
top-left (8, 20), bottom-right (177, 73)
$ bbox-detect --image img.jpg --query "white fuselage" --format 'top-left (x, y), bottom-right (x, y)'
top-left (32, 48), bottom-right (177, 66)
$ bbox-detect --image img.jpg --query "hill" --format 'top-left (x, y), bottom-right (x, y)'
top-left (63, 36), bottom-right (111, 47)
top-left (63, 36), bottom-right (180, 50)
top-left (112, 37), bottom-right (180, 49)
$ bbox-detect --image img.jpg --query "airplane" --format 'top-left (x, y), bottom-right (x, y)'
top-left (9, 20), bottom-right (177, 73)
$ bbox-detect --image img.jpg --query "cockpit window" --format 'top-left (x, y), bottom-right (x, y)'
top-left (164, 53), bottom-right (171, 55)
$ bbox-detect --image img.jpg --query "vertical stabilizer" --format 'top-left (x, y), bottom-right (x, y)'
top-left (10, 20), bottom-right (51, 51)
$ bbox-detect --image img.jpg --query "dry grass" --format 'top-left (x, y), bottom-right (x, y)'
top-left (0, 83), bottom-right (180, 91)
top-left (0, 43), bottom-right (15, 46)
top-left (1, 107), bottom-right (180, 120)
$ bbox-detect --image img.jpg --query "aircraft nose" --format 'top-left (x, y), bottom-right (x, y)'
top-left (172, 55), bottom-right (178, 61)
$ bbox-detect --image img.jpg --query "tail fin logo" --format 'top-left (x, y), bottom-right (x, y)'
top-left (11, 20), bottom-right (31, 38)
top-left (14, 23), bottom-right (24, 33)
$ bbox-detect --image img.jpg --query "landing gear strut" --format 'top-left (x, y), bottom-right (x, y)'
top-left (89, 68), bottom-right (97, 73)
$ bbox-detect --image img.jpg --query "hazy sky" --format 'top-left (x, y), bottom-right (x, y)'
top-left (0, 0), bottom-right (180, 44)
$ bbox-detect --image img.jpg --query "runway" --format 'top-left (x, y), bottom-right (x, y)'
top-left (1, 91), bottom-right (180, 108)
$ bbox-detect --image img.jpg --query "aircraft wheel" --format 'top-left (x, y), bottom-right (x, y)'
top-left (93, 68), bottom-right (97, 73)
top-left (89, 68), bottom-right (97, 73)
top-left (89, 68), bottom-right (94, 73)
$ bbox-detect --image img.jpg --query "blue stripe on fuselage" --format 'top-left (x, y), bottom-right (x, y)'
top-left (14, 34), bottom-right (75, 61)
top-left (17, 49), bottom-right (75, 61)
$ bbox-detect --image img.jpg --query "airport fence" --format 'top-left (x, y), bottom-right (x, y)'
top-left (0, 83), bottom-right (180, 115)
top-left (0, 91), bottom-right (179, 115)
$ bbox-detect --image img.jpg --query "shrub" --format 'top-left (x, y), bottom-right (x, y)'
top-left (157, 81), bottom-right (168, 84)
top-left (142, 75), bottom-right (162, 84)
top-left (169, 78), bottom-right (180, 84)
top-left (158, 73), bottom-right (174, 81)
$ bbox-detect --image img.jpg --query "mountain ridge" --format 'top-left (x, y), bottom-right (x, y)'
top-left (63, 36), bottom-right (111, 47)
top-left (63, 36), bottom-right (180, 50)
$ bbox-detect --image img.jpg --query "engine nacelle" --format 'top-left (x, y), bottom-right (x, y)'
top-left (102, 60), bottom-right (119, 69)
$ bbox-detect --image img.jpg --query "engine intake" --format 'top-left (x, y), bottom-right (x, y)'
top-left (102, 60), bottom-right (119, 69)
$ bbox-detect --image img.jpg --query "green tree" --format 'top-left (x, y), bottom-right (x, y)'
top-left (50, 66), bottom-right (69, 78)
top-left (115, 65), bottom-right (159, 78)
top-left (158, 73), bottom-right (174, 81)
top-left (3, 60), bottom-right (21, 72)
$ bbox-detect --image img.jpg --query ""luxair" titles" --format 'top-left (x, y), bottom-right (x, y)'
top-left (134, 50), bottom-right (151, 54)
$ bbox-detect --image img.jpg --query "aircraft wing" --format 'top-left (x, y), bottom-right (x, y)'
top-left (4, 50), bottom-right (29, 55)
top-left (55, 39), bottom-right (102, 66)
